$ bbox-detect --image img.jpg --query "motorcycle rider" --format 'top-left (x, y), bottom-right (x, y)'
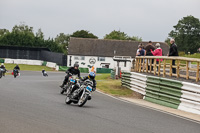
top-left (60, 63), bottom-right (80, 88)
top-left (13, 64), bottom-right (20, 75)
top-left (0, 63), bottom-right (6, 76)
top-left (72, 72), bottom-right (96, 100)
top-left (81, 72), bottom-right (96, 91)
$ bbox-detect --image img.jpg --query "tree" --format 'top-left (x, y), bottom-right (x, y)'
top-left (55, 33), bottom-right (70, 54)
top-left (71, 30), bottom-right (98, 39)
top-left (0, 24), bottom-right (65, 53)
top-left (104, 30), bottom-right (142, 41)
top-left (168, 15), bottom-right (200, 54)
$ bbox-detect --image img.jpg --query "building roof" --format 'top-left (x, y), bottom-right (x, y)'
top-left (68, 37), bottom-right (169, 57)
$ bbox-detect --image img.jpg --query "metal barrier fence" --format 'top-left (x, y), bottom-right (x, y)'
top-left (135, 56), bottom-right (200, 82)
top-left (122, 71), bottom-right (200, 115)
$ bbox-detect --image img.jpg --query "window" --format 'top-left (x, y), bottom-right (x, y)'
top-left (74, 56), bottom-right (85, 60)
top-left (98, 57), bottom-right (105, 61)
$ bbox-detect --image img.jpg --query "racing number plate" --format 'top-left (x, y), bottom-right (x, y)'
top-left (86, 86), bottom-right (92, 92)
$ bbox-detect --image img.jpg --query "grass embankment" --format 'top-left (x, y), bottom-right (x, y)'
top-left (96, 74), bottom-right (134, 97)
top-left (4, 64), bottom-right (54, 72)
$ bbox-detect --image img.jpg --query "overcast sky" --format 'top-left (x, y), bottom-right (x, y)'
top-left (0, 0), bottom-right (200, 42)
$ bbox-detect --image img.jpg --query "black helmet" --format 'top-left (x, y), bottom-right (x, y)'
top-left (74, 63), bottom-right (79, 68)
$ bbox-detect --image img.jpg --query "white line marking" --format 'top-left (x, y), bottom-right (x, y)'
top-left (96, 90), bottom-right (200, 124)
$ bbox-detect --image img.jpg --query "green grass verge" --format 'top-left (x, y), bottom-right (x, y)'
top-left (3, 64), bottom-right (55, 71)
top-left (96, 73), bottom-right (133, 97)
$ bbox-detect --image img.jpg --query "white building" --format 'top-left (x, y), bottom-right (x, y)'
top-left (67, 37), bottom-right (169, 72)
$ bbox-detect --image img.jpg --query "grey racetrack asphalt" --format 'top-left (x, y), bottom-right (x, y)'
top-left (0, 71), bottom-right (200, 133)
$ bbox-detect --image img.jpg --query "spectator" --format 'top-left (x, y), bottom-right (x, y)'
top-left (168, 38), bottom-right (179, 74)
top-left (136, 43), bottom-right (144, 55)
top-left (145, 41), bottom-right (156, 70)
top-left (136, 46), bottom-right (145, 56)
top-left (151, 43), bottom-right (163, 70)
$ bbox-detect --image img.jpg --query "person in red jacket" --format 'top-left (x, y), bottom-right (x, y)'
top-left (150, 43), bottom-right (163, 70)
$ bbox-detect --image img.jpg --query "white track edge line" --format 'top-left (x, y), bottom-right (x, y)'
top-left (96, 90), bottom-right (200, 124)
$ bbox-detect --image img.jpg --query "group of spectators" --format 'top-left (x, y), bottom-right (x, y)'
top-left (136, 39), bottom-right (179, 74)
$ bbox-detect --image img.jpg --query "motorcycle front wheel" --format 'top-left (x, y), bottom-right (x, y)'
top-left (65, 96), bottom-right (72, 104)
top-left (60, 88), bottom-right (65, 94)
top-left (78, 93), bottom-right (89, 107)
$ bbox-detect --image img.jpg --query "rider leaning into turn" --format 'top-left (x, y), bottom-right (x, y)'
top-left (14, 65), bottom-right (20, 71)
top-left (60, 63), bottom-right (80, 88)
top-left (81, 72), bottom-right (96, 91)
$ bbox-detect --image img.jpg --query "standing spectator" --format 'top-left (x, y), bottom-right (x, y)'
top-left (145, 41), bottom-right (156, 70)
top-left (151, 43), bottom-right (163, 70)
top-left (136, 46), bottom-right (145, 56)
top-left (168, 38), bottom-right (179, 74)
top-left (136, 43), bottom-right (144, 55)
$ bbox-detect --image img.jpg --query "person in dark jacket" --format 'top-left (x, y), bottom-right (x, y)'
top-left (42, 69), bottom-right (48, 77)
top-left (168, 38), bottom-right (179, 74)
top-left (14, 65), bottom-right (20, 70)
top-left (0, 63), bottom-right (6, 76)
top-left (145, 41), bottom-right (156, 70)
top-left (60, 63), bottom-right (80, 88)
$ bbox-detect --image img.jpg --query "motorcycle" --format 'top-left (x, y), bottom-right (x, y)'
top-left (13, 69), bottom-right (20, 78)
top-left (0, 69), bottom-right (3, 79)
top-left (0, 68), bottom-right (6, 79)
top-left (65, 79), bottom-right (93, 107)
top-left (60, 75), bottom-right (79, 95)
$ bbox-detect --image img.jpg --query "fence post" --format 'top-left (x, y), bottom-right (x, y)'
top-left (163, 59), bottom-right (166, 77)
top-left (142, 58), bottom-right (145, 72)
top-left (170, 59), bottom-right (172, 77)
top-left (139, 58), bottom-right (142, 72)
top-left (154, 58), bottom-right (157, 75)
top-left (146, 58), bottom-right (148, 73)
top-left (196, 62), bottom-right (199, 82)
top-left (135, 58), bottom-right (138, 72)
top-left (150, 59), bottom-right (152, 73)
top-left (186, 61), bottom-right (189, 79)
top-left (177, 60), bottom-right (180, 78)
top-left (158, 59), bottom-right (161, 76)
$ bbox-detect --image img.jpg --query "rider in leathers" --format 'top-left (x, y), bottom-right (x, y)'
top-left (60, 63), bottom-right (80, 88)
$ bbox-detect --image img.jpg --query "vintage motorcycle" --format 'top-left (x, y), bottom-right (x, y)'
top-left (60, 75), bottom-right (79, 95)
top-left (65, 79), bottom-right (93, 107)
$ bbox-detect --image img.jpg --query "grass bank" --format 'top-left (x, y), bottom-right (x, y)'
top-left (3, 64), bottom-right (55, 71)
top-left (96, 74), bottom-right (140, 97)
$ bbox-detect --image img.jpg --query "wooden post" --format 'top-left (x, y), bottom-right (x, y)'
top-left (170, 59), bottom-right (172, 77)
top-left (186, 61), bottom-right (189, 79)
top-left (177, 60), bottom-right (180, 78)
top-left (158, 59), bottom-right (161, 76)
top-left (154, 59), bottom-right (157, 75)
top-left (135, 58), bottom-right (139, 72)
top-left (196, 62), bottom-right (199, 82)
top-left (163, 59), bottom-right (166, 77)
top-left (150, 59), bottom-right (152, 73)
top-left (146, 58), bottom-right (148, 73)
top-left (139, 58), bottom-right (142, 72)
top-left (142, 58), bottom-right (145, 72)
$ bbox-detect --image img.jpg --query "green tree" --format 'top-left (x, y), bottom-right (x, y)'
top-left (168, 15), bottom-right (200, 54)
top-left (71, 30), bottom-right (98, 39)
top-left (104, 30), bottom-right (142, 41)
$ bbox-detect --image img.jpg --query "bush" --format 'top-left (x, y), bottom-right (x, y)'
top-left (0, 58), bottom-right (5, 63)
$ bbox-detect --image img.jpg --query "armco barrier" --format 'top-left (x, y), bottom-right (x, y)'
top-left (121, 71), bottom-right (200, 115)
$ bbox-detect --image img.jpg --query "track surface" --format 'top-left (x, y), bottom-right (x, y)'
top-left (0, 71), bottom-right (200, 133)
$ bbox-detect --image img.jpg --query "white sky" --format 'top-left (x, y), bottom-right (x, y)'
top-left (0, 0), bottom-right (200, 41)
